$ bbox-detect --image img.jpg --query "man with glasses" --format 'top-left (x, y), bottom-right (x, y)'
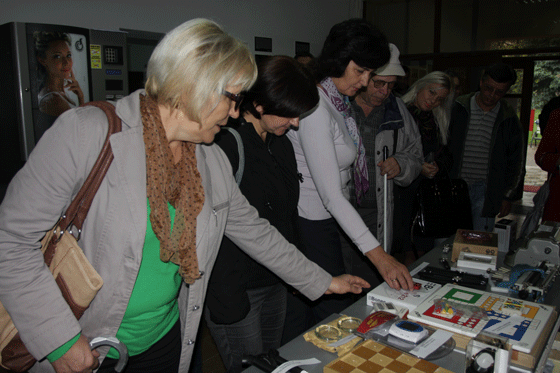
top-left (344, 43), bottom-right (422, 277)
top-left (448, 63), bottom-right (524, 232)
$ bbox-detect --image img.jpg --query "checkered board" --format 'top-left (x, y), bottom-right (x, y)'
top-left (407, 284), bottom-right (555, 353)
top-left (324, 339), bottom-right (452, 373)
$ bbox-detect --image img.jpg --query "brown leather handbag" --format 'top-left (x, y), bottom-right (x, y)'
top-left (0, 101), bottom-right (122, 372)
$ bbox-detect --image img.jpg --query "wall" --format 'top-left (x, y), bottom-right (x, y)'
top-left (0, 0), bottom-right (360, 57)
top-left (366, 0), bottom-right (560, 54)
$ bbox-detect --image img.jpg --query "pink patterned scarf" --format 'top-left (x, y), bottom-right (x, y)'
top-left (320, 77), bottom-right (369, 205)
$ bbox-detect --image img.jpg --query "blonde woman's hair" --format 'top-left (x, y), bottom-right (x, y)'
top-left (145, 18), bottom-right (257, 123)
top-left (401, 71), bottom-right (454, 145)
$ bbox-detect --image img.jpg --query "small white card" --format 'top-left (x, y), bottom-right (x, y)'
top-left (271, 358), bottom-right (321, 373)
top-left (409, 329), bottom-right (454, 359)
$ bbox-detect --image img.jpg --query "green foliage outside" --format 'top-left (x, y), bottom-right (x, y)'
top-left (490, 37), bottom-right (560, 140)
top-left (490, 37), bottom-right (560, 109)
top-left (533, 60), bottom-right (560, 109)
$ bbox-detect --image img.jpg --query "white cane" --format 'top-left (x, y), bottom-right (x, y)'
top-left (383, 146), bottom-right (389, 252)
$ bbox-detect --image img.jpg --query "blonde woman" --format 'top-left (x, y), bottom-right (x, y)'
top-left (393, 71), bottom-right (454, 262)
top-left (0, 19), bottom-right (368, 373)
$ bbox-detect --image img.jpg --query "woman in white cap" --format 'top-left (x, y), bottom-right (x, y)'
top-left (284, 19), bottom-right (413, 343)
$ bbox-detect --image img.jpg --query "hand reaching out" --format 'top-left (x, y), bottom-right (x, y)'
top-left (326, 274), bottom-right (370, 295)
top-left (365, 246), bottom-right (414, 291)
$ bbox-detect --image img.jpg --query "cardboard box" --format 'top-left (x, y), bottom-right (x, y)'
top-left (548, 331), bottom-right (560, 361)
top-left (494, 218), bottom-right (517, 253)
top-left (451, 229), bottom-right (498, 262)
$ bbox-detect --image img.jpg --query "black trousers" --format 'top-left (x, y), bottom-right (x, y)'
top-left (97, 319), bottom-right (181, 373)
top-left (282, 217), bottom-right (353, 344)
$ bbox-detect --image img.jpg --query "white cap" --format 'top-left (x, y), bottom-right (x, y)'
top-left (375, 43), bottom-right (405, 77)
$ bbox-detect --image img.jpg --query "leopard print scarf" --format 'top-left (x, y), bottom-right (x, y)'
top-left (141, 94), bottom-right (205, 284)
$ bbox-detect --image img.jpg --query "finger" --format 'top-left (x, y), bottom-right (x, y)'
top-left (353, 277), bottom-right (371, 288)
top-left (345, 275), bottom-right (370, 288)
top-left (92, 357), bottom-right (100, 370)
top-left (402, 271), bottom-right (414, 291)
top-left (349, 284), bottom-right (364, 294)
top-left (387, 277), bottom-right (400, 290)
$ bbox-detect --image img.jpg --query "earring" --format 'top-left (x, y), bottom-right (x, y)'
top-left (177, 110), bottom-right (185, 120)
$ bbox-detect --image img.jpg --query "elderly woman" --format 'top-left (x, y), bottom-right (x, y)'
top-left (284, 18), bottom-right (413, 342)
top-left (393, 71), bottom-right (454, 262)
top-left (205, 55), bottom-right (319, 372)
top-left (0, 19), bottom-right (368, 373)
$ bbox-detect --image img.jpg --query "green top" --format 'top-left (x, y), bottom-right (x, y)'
top-left (48, 201), bottom-right (181, 361)
top-left (106, 200), bottom-right (181, 358)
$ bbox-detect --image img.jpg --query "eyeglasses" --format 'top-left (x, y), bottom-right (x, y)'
top-left (371, 79), bottom-right (396, 90)
top-left (223, 91), bottom-right (245, 111)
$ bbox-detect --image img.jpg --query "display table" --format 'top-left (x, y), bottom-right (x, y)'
top-left (243, 243), bottom-right (560, 373)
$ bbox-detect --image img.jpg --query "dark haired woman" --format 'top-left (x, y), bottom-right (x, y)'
top-left (284, 18), bottom-right (413, 342)
top-left (205, 56), bottom-right (320, 372)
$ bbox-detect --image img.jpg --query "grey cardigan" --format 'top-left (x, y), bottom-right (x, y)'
top-left (0, 90), bottom-right (331, 372)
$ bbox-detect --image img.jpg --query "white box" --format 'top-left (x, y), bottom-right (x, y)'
top-left (366, 279), bottom-right (441, 312)
top-left (456, 251), bottom-right (497, 271)
top-left (494, 218), bottom-right (517, 253)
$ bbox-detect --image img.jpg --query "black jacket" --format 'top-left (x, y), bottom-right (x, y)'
top-left (449, 93), bottom-right (525, 217)
top-left (206, 119), bottom-right (300, 324)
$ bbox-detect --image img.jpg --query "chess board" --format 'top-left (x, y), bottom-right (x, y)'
top-left (407, 284), bottom-right (555, 353)
top-left (324, 339), bottom-right (452, 373)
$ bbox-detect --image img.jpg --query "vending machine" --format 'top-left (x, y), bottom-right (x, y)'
top-left (0, 22), bottom-right (128, 198)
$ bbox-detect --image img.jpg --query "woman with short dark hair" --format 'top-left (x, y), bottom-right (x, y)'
top-left (205, 55), bottom-right (319, 373)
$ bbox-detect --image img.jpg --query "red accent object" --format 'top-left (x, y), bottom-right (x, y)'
top-left (357, 311), bottom-right (397, 334)
top-left (524, 185), bottom-right (541, 193)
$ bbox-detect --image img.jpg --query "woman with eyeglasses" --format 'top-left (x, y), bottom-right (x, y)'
top-left (0, 20), bottom-right (369, 373)
top-left (284, 19), bottom-right (413, 342)
top-left (392, 71), bottom-right (455, 263)
top-left (203, 55), bottom-right (319, 373)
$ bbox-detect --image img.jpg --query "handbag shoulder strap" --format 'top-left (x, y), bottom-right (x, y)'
top-left (222, 126), bottom-right (244, 185)
top-left (58, 101), bottom-right (122, 232)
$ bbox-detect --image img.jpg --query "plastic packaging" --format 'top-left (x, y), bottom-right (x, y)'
top-left (433, 298), bottom-right (488, 320)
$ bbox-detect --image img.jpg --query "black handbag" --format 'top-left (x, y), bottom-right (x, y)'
top-left (413, 176), bottom-right (473, 238)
